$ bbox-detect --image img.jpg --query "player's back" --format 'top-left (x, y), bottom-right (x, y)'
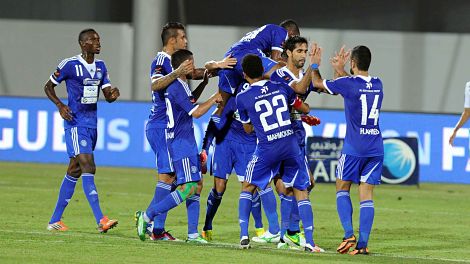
top-left (147, 52), bottom-right (173, 130)
top-left (326, 75), bottom-right (384, 157)
top-left (236, 80), bottom-right (300, 159)
top-left (229, 24), bottom-right (287, 55)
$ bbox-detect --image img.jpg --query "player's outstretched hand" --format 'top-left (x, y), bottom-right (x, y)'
top-left (330, 45), bottom-right (350, 71)
top-left (176, 59), bottom-right (193, 77)
top-left (218, 55), bottom-right (237, 69)
top-left (58, 103), bottom-right (73, 121)
top-left (201, 70), bottom-right (210, 84)
top-left (309, 42), bottom-right (322, 66)
top-left (449, 131), bottom-right (457, 146)
top-left (211, 93), bottom-right (223, 104)
top-left (301, 114), bottom-right (321, 126)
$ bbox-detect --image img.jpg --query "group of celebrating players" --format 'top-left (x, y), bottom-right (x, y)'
top-left (45, 19), bottom-right (384, 256)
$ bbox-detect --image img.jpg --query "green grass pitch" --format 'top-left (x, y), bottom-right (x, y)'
top-left (0, 161), bottom-right (469, 263)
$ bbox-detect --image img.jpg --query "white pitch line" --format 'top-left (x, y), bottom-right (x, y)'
top-left (1, 229), bottom-right (469, 263)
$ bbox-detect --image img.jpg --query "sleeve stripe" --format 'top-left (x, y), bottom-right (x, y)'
top-left (101, 83), bottom-right (111, 90)
top-left (49, 76), bottom-right (59, 85)
top-left (272, 47), bottom-right (283, 52)
top-left (322, 79), bottom-right (334, 94)
top-left (240, 119), bottom-right (251, 124)
top-left (188, 105), bottom-right (199, 116)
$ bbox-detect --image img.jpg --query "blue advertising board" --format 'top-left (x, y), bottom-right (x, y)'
top-left (307, 136), bottom-right (420, 185)
top-left (0, 96), bottom-right (469, 183)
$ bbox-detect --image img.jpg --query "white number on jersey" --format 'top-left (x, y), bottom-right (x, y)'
top-left (165, 98), bottom-right (175, 129)
top-left (359, 94), bottom-right (380, 125)
top-left (240, 25), bottom-right (266, 42)
top-left (75, 65), bottom-right (84, 77)
top-left (255, 94), bottom-right (291, 132)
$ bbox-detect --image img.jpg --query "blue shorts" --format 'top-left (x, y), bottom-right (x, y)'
top-left (336, 154), bottom-right (384, 185)
top-left (64, 127), bottom-right (97, 158)
top-left (146, 127), bottom-right (174, 174)
top-left (211, 139), bottom-right (256, 182)
top-left (245, 149), bottom-right (310, 191)
top-left (172, 155), bottom-right (202, 185)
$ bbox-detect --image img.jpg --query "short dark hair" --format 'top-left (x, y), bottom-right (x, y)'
top-left (171, 49), bottom-right (193, 69)
top-left (279, 19), bottom-right (299, 36)
top-left (161, 22), bottom-right (185, 45)
top-left (242, 54), bottom-right (263, 79)
top-left (78, 28), bottom-right (96, 43)
top-left (283, 36), bottom-right (308, 55)
top-left (351, 45), bottom-right (372, 71)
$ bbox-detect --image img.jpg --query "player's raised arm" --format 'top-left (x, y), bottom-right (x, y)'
top-left (204, 55), bottom-right (237, 71)
top-left (330, 45), bottom-right (351, 79)
top-left (192, 69), bottom-right (209, 101)
top-left (310, 45), bottom-right (328, 91)
top-left (151, 59), bottom-right (192, 91)
top-left (191, 93), bottom-right (222, 118)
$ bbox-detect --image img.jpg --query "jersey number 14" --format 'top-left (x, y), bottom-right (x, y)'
top-left (359, 94), bottom-right (380, 125)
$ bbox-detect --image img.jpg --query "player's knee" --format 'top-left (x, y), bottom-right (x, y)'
top-left (159, 173), bottom-right (175, 184)
top-left (241, 182), bottom-right (256, 193)
top-left (177, 182), bottom-right (198, 200)
top-left (214, 178), bottom-right (227, 193)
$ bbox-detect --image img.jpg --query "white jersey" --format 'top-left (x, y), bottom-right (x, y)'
top-left (465, 82), bottom-right (470, 108)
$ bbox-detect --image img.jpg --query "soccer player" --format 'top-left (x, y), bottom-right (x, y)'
top-left (236, 54), bottom-right (324, 253)
top-left (270, 36), bottom-right (321, 248)
top-left (449, 81), bottom-right (470, 146)
top-left (44, 28), bottom-right (119, 233)
top-left (311, 44), bottom-right (384, 255)
top-left (136, 49), bottom-right (223, 243)
top-left (201, 81), bottom-right (266, 242)
top-left (145, 22), bottom-right (236, 241)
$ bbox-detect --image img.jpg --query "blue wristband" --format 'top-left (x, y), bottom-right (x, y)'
top-left (311, 63), bottom-right (319, 70)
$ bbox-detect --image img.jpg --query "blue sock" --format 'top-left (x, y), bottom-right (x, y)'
top-left (186, 194), bottom-right (201, 236)
top-left (146, 189), bottom-right (184, 220)
top-left (203, 188), bottom-right (223, 231)
top-left (289, 197), bottom-right (300, 232)
top-left (49, 174), bottom-right (77, 224)
top-left (336, 191), bottom-right (354, 238)
top-left (239, 191), bottom-right (252, 238)
top-left (148, 181), bottom-right (171, 234)
top-left (251, 191), bottom-right (263, 229)
top-left (280, 194), bottom-right (293, 238)
top-left (82, 173), bottom-right (103, 224)
top-left (357, 200), bottom-right (374, 249)
top-left (298, 199), bottom-right (315, 247)
top-left (259, 187), bottom-right (280, 234)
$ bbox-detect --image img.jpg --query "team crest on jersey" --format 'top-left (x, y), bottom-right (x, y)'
top-left (80, 140), bottom-right (87, 147)
top-left (261, 86), bottom-right (269, 94)
top-left (191, 166), bottom-right (197, 173)
top-left (96, 71), bottom-right (102, 79)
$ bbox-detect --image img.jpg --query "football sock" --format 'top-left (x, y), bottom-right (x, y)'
top-left (146, 189), bottom-right (184, 220)
top-left (280, 194), bottom-right (294, 238)
top-left (186, 194), bottom-right (201, 235)
top-left (259, 186), bottom-right (280, 234)
top-left (82, 173), bottom-right (103, 224)
top-left (251, 191), bottom-right (263, 229)
top-left (49, 174), bottom-right (77, 224)
top-left (357, 200), bottom-right (374, 248)
top-left (203, 188), bottom-right (223, 231)
top-left (336, 191), bottom-right (354, 238)
top-left (289, 197), bottom-right (300, 232)
top-left (238, 191), bottom-right (252, 238)
top-left (149, 181), bottom-right (171, 234)
top-left (298, 199), bottom-right (315, 246)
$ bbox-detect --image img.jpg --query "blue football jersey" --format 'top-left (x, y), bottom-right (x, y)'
top-left (50, 55), bottom-right (111, 129)
top-left (224, 82), bottom-right (257, 144)
top-left (236, 80), bottom-right (299, 156)
top-left (271, 67), bottom-right (319, 146)
top-left (323, 75), bottom-right (384, 157)
top-left (165, 79), bottom-right (199, 161)
top-left (146, 52), bottom-right (173, 130)
top-left (229, 24), bottom-right (288, 55)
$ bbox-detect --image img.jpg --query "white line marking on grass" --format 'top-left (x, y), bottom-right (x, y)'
top-left (1, 229), bottom-right (469, 263)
